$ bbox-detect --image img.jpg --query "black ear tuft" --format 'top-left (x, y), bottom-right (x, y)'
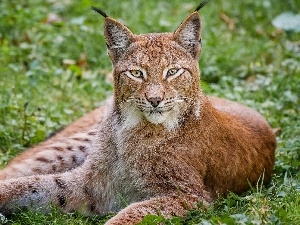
top-left (194, 0), bottom-right (211, 12)
top-left (91, 6), bottom-right (108, 18)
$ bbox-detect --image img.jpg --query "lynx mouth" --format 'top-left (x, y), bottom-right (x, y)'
top-left (148, 108), bottom-right (172, 115)
top-left (121, 101), bottom-right (181, 130)
top-left (123, 98), bottom-right (182, 129)
top-left (136, 104), bottom-right (174, 115)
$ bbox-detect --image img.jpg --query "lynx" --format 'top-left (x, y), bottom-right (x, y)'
top-left (0, 6), bottom-right (276, 225)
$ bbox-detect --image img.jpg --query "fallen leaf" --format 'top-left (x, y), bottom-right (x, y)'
top-left (220, 12), bottom-right (236, 31)
top-left (78, 54), bottom-right (87, 68)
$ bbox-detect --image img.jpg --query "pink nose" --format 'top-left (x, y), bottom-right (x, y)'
top-left (147, 97), bottom-right (162, 107)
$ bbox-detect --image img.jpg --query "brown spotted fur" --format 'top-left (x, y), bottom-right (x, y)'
top-left (0, 12), bottom-right (275, 225)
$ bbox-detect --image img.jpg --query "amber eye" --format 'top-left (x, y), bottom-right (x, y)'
top-left (166, 68), bottom-right (179, 77)
top-left (130, 70), bottom-right (144, 78)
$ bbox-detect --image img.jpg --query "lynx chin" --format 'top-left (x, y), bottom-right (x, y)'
top-left (0, 7), bottom-right (275, 225)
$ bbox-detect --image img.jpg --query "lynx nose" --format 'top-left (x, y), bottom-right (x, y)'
top-left (147, 97), bottom-right (162, 108)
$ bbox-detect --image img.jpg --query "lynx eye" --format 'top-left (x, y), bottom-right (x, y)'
top-left (124, 69), bottom-right (146, 82)
top-left (130, 70), bottom-right (143, 78)
top-left (166, 68), bottom-right (179, 77)
top-left (164, 67), bottom-right (185, 80)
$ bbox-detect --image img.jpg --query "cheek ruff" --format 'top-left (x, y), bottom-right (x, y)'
top-left (122, 97), bottom-right (188, 131)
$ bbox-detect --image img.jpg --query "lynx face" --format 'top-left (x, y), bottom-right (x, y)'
top-left (115, 35), bottom-right (201, 130)
top-left (104, 14), bottom-right (203, 130)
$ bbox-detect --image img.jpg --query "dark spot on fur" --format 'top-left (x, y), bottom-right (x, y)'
top-left (88, 131), bottom-right (96, 136)
top-left (32, 189), bottom-right (38, 194)
top-left (36, 157), bottom-right (50, 163)
top-left (72, 137), bottom-right (82, 141)
top-left (73, 137), bottom-right (91, 143)
top-left (53, 146), bottom-right (64, 151)
top-left (32, 168), bottom-right (42, 173)
top-left (79, 146), bottom-right (87, 152)
top-left (83, 186), bottom-right (89, 194)
top-left (57, 155), bottom-right (63, 161)
top-left (54, 178), bottom-right (67, 189)
top-left (57, 193), bottom-right (66, 207)
top-left (83, 186), bottom-right (93, 197)
top-left (67, 146), bottom-right (73, 151)
top-left (52, 165), bottom-right (57, 172)
top-left (84, 138), bottom-right (91, 143)
top-left (72, 155), bottom-right (77, 164)
top-left (89, 203), bottom-right (96, 212)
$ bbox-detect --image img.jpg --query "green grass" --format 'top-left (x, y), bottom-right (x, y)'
top-left (0, 0), bottom-right (299, 224)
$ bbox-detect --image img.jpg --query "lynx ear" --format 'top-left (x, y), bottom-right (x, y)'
top-left (174, 12), bottom-right (202, 59)
top-left (104, 17), bottom-right (134, 63)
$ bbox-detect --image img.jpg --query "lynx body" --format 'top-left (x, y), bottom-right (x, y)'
top-left (0, 11), bottom-right (275, 225)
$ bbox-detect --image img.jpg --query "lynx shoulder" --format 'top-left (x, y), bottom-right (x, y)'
top-left (0, 8), bottom-right (275, 225)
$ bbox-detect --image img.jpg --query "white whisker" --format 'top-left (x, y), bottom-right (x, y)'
top-left (120, 94), bottom-right (189, 130)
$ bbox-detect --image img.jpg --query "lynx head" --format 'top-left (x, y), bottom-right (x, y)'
top-left (104, 12), bottom-right (203, 130)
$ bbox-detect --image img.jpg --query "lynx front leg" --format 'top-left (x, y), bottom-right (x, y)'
top-left (0, 168), bottom-right (96, 215)
top-left (105, 193), bottom-right (211, 225)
